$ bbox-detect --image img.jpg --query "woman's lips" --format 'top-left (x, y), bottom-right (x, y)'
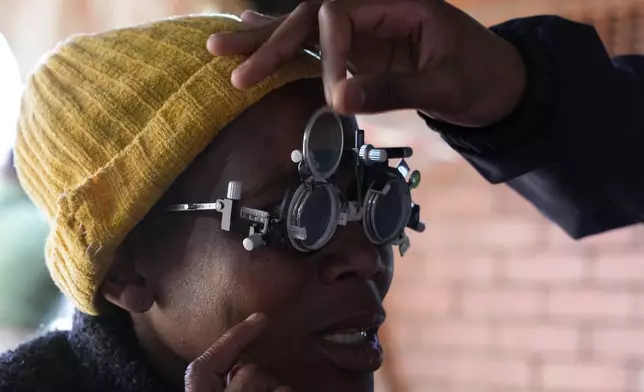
top-left (314, 328), bottom-right (383, 372)
top-left (312, 313), bottom-right (386, 372)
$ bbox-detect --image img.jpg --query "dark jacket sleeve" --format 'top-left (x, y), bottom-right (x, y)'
top-left (421, 15), bottom-right (644, 239)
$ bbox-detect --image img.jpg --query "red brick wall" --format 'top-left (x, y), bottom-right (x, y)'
top-left (372, 152), bottom-right (644, 392)
top-left (367, 3), bottom-right (644, 391)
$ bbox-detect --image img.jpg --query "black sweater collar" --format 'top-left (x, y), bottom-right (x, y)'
top-left (68, 311), bottom-right (175, 392)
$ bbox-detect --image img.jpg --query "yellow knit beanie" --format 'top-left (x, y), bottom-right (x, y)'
top-left (14, 14), bottom-right (321, 315)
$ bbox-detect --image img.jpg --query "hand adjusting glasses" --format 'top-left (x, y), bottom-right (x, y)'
top-left (166, 108), bottom-right (425, 256)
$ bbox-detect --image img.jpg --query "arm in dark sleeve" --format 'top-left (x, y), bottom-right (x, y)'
top-left (421, 15), bottom-right (644, 239)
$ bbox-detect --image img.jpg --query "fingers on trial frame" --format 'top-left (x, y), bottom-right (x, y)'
top-left (207, 1), bottom-right (373, 105)
top-left (185, 313), bottom-right (292, 392)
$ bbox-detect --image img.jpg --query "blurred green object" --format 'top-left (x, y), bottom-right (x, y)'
top-left (0, 178), bottom-right (61, 330)
top-left (409, 170), bottom-right (421, 189)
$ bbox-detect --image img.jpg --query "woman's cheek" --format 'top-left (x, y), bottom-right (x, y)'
top-left (236, 256), bottom-right (313, 316)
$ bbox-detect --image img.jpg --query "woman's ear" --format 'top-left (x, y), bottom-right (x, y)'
top-left (101, 232), bottom-right (156, 314)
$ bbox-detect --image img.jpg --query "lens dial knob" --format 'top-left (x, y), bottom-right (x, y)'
top-left (359, 144), bottom-right (388, 165)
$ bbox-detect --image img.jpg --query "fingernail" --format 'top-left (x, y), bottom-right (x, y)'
top-left (231, 62), bottom-right (250, 89)
top-left (324, 84), bottom-right (334, 107)
top-left (243, 9), bottom-right (263, 17)
top-left (206, 34), bottom-right (217, 53)
top-left (228, 364), bottom-right (243, 381)
top-left (241, 9), bottom-right (270, 21)
top-left (245, 312), bottom-right (265, 322)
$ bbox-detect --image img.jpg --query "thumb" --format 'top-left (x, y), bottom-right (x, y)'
top-left (332, 72), bottom-right (443, 115)
top-left (240, 10), bottom-right (275, 27)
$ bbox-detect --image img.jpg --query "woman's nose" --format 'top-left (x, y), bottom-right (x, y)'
top-left (318, 225), bottom-right (385, 284)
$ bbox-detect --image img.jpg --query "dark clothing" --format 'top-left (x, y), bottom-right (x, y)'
top-left (0, 312), bottom-right (174, 392)
top-left (1, 14), bottom-right (643, 392)
top-left (424, 15), bottom-right (644, 239)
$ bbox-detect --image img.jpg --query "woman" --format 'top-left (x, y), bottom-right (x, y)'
top-left (5, 0), bottom-right (644, 390)
top-left (0, 14), bottom-right (409, 392)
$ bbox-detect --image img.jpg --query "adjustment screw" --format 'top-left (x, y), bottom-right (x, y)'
top-left (227, 181), bottom-right (242, 200)
top-left (291, 150), bottom-right (303, 163)
top-left (416, 221), bottom-right (426, 233)
top-left (243, 234), bottom-right (264, 251)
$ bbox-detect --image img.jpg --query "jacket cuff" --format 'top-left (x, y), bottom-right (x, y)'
top-left (420, 19), bottom-right (558, 155)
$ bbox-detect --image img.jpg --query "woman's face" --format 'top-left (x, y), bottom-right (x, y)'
top-left (124, 79), bottom-right (394, 392)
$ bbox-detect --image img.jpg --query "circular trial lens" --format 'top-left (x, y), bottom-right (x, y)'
top-left (302, 108), bottom-right (344, 181)
top-left (287, 182), bottom-right (340, 251)
top-left (364, 177), bottom-right (412, 245)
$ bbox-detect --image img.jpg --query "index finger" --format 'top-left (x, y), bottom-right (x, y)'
top-left (191, 313), bottom-right (267, 376)
top-left (229, 2), bottom-right (320, 90)
top-left (318, 1), bottom-right (352, 105)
